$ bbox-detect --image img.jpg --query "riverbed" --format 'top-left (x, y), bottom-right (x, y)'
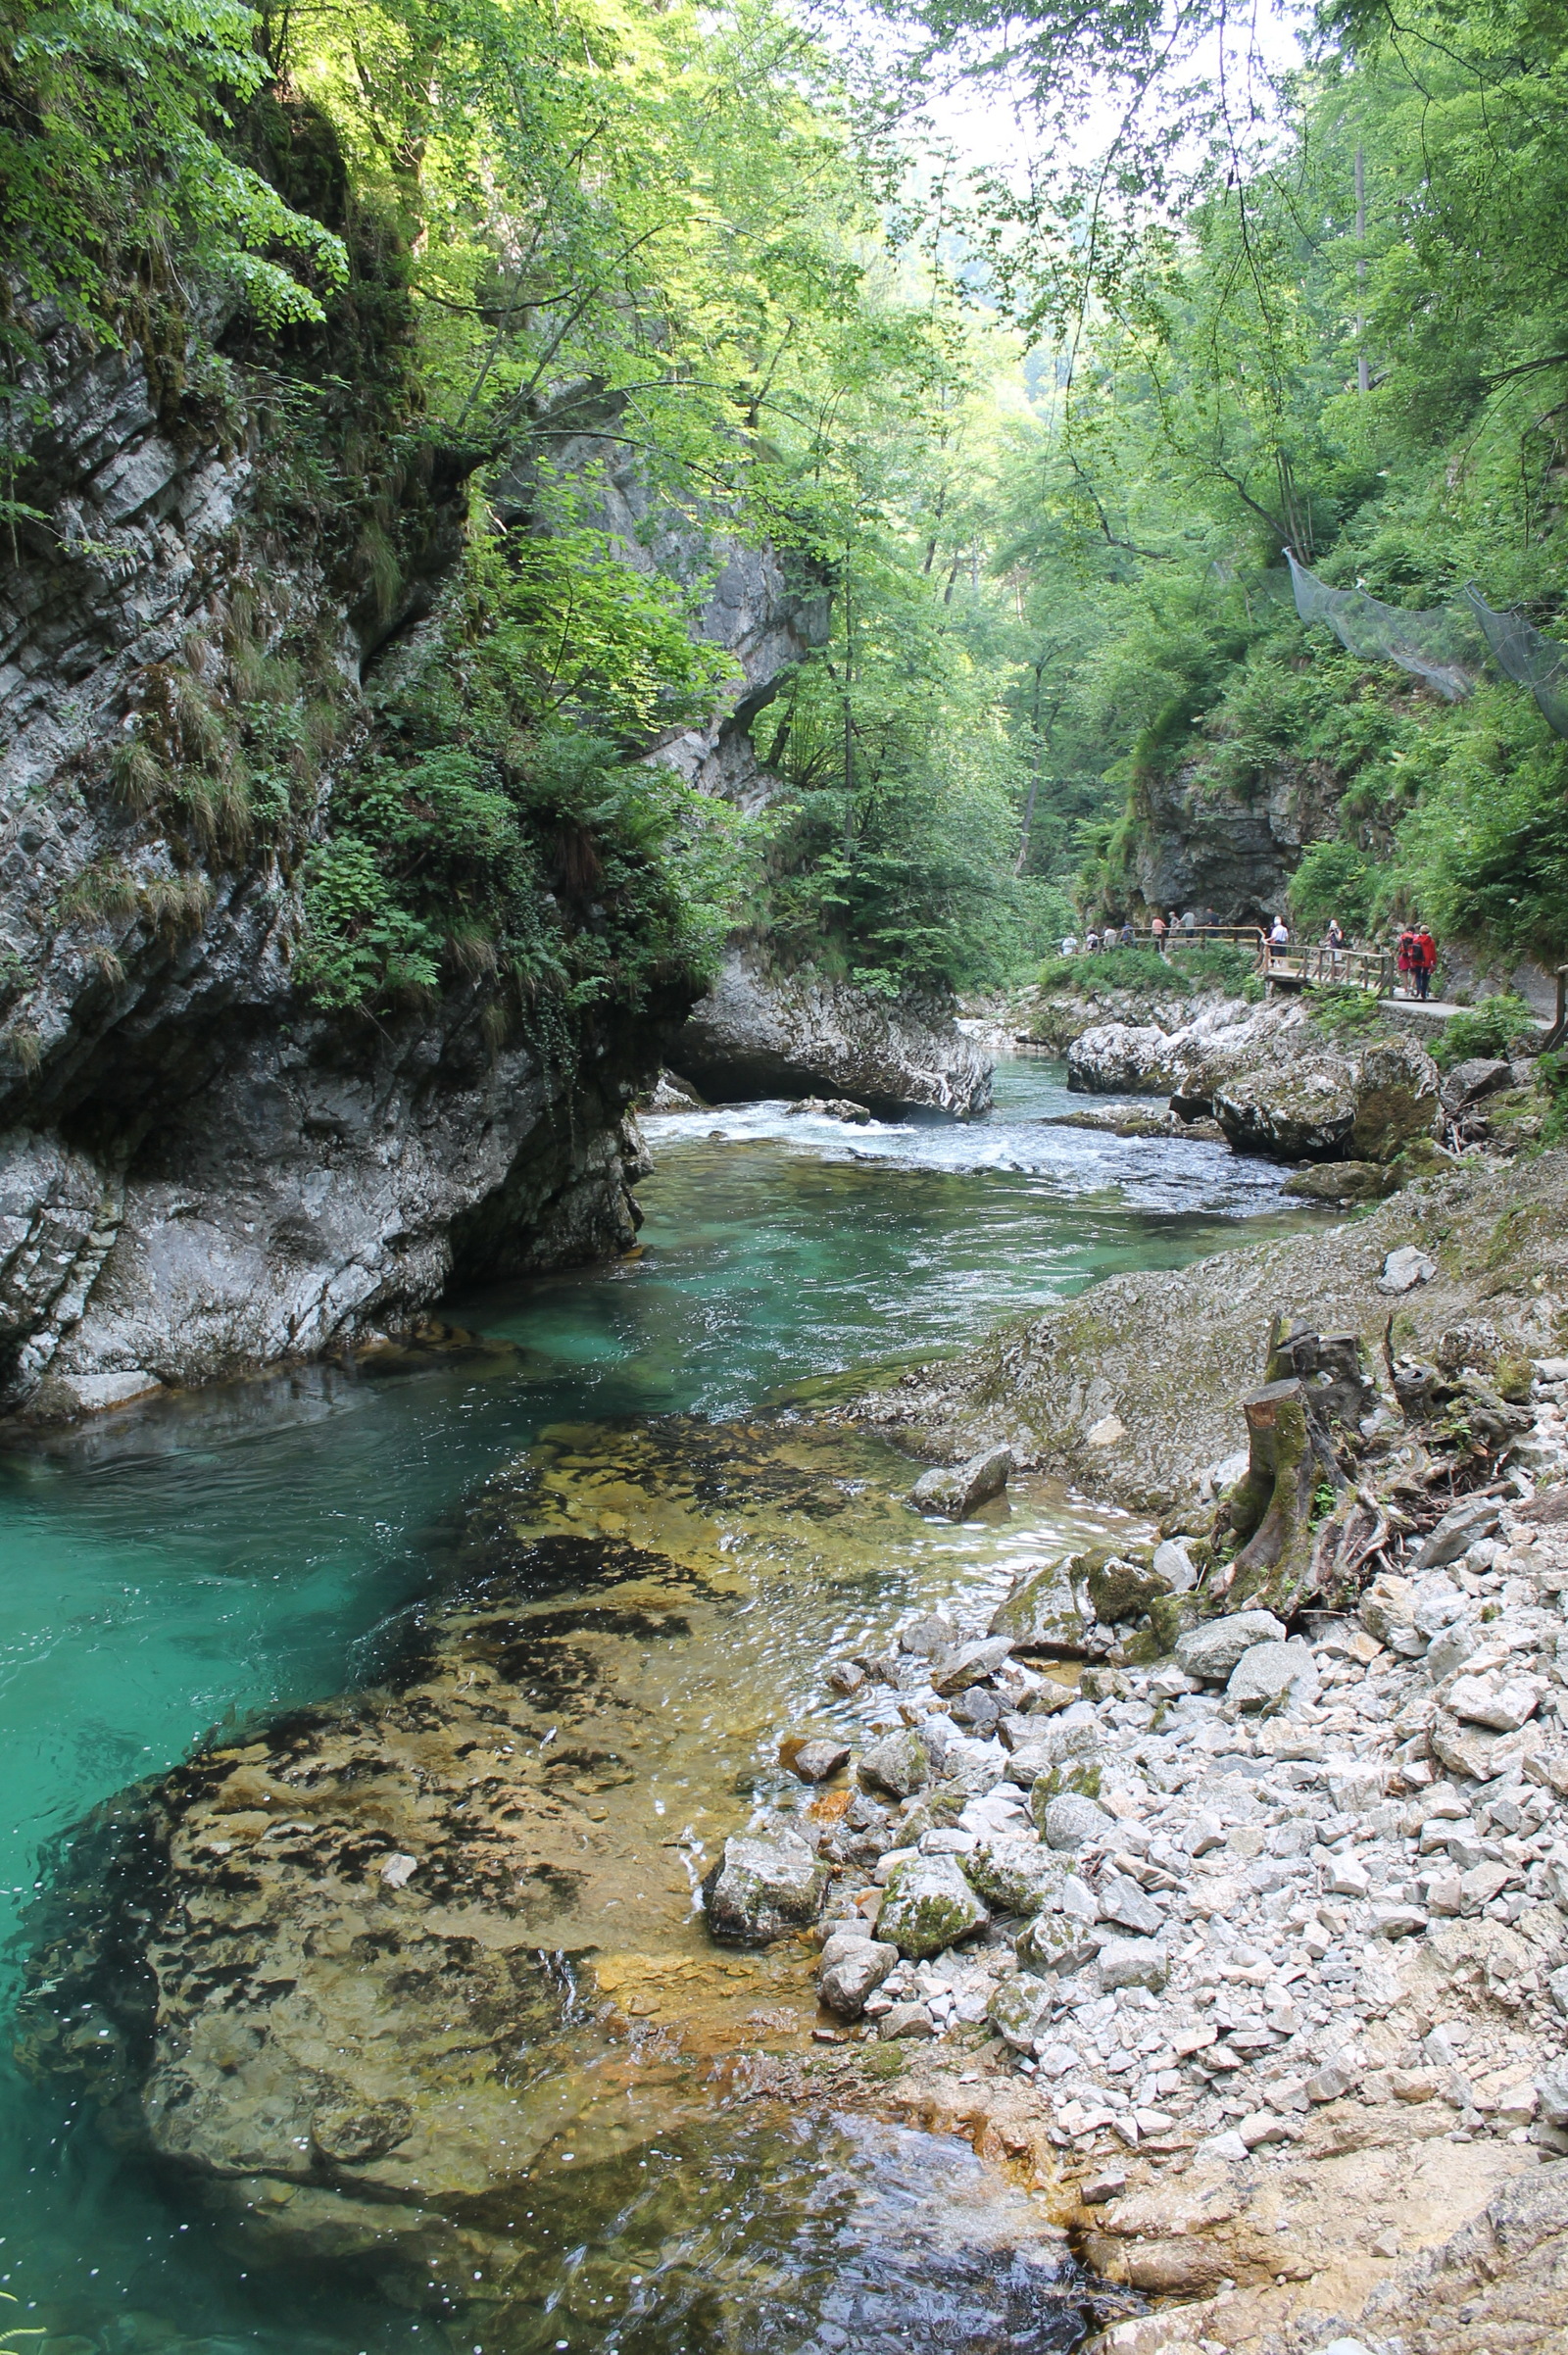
top-left (0, 1062), bottom-right (1313, 2355)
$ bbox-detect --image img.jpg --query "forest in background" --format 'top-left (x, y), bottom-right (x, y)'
top-left (3, 0), bottom-right (1567, 1016)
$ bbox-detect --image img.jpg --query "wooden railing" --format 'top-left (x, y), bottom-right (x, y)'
top-left (1264, 942), bottom-right (1397, 994)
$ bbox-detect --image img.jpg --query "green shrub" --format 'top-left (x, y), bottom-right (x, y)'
top-left (1165, 940), bottom-right (1260, 996)
top-left (1536, 1050), bottom-right (1568, 1147)
top-left (1311, 986), bottom-right (1388, 1041)
top-left (1038, 946), bottom-right (1188, 996)
top-left (1289, 841), bottom-right (1377, 938)
top-left (1435, 994), bottom-right (1539, 1069)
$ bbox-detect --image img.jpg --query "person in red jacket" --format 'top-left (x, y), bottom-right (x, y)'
top-left (1396, 924), bottom-right (1417, 994)
top-left (1413, 924), bottom-right (1438, 1002)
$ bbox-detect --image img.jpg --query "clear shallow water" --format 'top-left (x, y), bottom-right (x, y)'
top-left (0, 1060), bottom-right (1310, 2355)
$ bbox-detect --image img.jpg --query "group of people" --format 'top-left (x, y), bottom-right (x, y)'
top-left (1059, 908), bottom-right (1439, 999)
top-left (1396, 920), bottom-right (1439, 1002)
top-left (1062, 908), bottom-right (1220, 956)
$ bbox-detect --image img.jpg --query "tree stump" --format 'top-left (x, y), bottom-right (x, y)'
top-left (1220, 1377), bottom-right (1322, 1615)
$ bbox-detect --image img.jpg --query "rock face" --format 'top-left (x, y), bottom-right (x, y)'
top-left (1067, 1003), bottom-right (1440, 1165)
top-left (0, 315), bottom-right (812, 1419)
top-left (1128, 752), bottom-right (1344, 924)
top-left (672, 949), bottom-right (993, 1116)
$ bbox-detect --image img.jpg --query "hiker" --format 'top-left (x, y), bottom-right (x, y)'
top-left (1413, 923), bottom-right (1437, 1002)
top-left (1396, 923), bottom-right (1417, 995)
top-left (1060, 930), bottom-right (1080, 956)
top-left (1325, 917), bottom-right (1345, 951)
top-left (1119, 918), bottom-right (1137, 950)
top-left (1181, 908), bottom-right (1198, 935)
top-left (1267, 914), bottom-right (1290, 963)
top-left (1151, 911), bottom-right (1167, 952)
top-left (1083, 927), bottom-right (1100, 954)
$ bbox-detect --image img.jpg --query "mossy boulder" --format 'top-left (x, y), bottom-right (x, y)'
top-left (1282, 1160), bottom-right (1398, 1204)
top-left (874, 1853), bottom-right (990, 1958)
top-left (988, 1555), bottom-right (1085, 1650)
top-left (987, 1975), bottom-right (1055, 2052)
top-left (896, 1779), bottom-right (970, 1841)
top-left (1350, 1039), bottom-right (1442, 1161)
top-left (963, 1837), bottom-right (1063, 1916)
top-left (1086, 1555), bottom-right (1169, 1624)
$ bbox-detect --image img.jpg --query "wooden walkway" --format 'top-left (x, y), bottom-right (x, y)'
top-left (1094, 930), bottom-right (1568, 1044)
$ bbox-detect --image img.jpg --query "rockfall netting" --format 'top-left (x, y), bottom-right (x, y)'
top-left (1285, 550), bottom-right (1568, 737)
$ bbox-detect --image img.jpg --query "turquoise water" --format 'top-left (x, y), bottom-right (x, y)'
top-left (0, 1060), bottom-right (1309, 2355)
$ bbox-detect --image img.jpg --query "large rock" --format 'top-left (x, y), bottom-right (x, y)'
top-left (988, 1975), bottom-right (1055, 2052)
top-left (1038, 1791), bottom-right (1112, 1850)
top-left (1175, 1609), bottom-right (1286, 1681)
top-left (817, 1938), bottom-right (898, 2018)
top-left (1064, 1001), bottom-right (1441, 1164)
top-left (858, 1726), bottom-right (935, 1798)
top-left (875, 1853), bottom-right (990, 1957)
top-left (672, 949), bottom-right (992, 1116)
top-left (962, 1837), bottom-right (1063, 1915)
top-left (705, 1833), bottom-right (829, 1943)
top-left (1226, 1639), bottom-right (1319, 1709)
top-left (989, 1558), bottom-right (1085, 1650)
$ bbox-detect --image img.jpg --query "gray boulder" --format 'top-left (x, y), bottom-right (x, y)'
top-left (880, 2001), bottom-right (937, 2039)
top-left (988, 1976), bottom-right (1055, 2052)
top-left (875, 1853), bottom-right (990, 1958)
top-left (1097, 1869), bottom-right (1166, 1937)
top-left (1441, 1056), bottom-right (1513, 1114)
top-left (1416, 1495), bottom-right (1502, 1569)
top-left (989, 1558), bottom-right (1085, 1650)
top-left (1039, 1791), bottom-right (1112, 1850)
top-left (910, 1446), bottom-right (1014, 1519)
top-left (931, 1636), bottom-right (1014, 1695)
top-left (1017, 1913), bottom-right (1101, 1977)
top-left (963, 1837), bottom-right (1063, 1916)
top-left (858, 1727), bottom-right (934, 1798)
top-left (818, 1939), bottom-right (898, 2019)
top-left (1175, 1609), bottom-right (1286, 1682)
top-left (673, 948), bottom-right (993, 1116)
top-left (1227, 1639), bottom-right (1319, 1710)
top-left (705, 1834), bottom-right (828, 1943)
top-left (1098, 1937), bottom-right (1169, 1992)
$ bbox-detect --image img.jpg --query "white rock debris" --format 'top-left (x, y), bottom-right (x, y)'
top-left (785, 1356), bottom-right (1568, 2172)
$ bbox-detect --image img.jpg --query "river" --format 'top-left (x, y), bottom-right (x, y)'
top-left (0, 1060), bottom-right (1310, 2355)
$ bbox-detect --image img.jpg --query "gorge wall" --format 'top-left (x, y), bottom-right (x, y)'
top-left (0, 308), bottom-right (816, 1421)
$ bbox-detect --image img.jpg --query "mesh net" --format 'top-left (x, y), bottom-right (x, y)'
top-left (1286, 551), bottom-right (1568, 738)
top-left (1463, 585), bottom-right (1568, 737)
top-left (1285, 551), bottom-right (1481, 702)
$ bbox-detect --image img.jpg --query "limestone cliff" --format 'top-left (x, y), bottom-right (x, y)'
top-left (0, 315), bottom-right (808, 1419)
top-left (673, 950), bottom-right (994, 1116)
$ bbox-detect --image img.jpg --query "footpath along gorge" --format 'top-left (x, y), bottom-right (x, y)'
top-left (9, 0), bottom-right (1568, 2343)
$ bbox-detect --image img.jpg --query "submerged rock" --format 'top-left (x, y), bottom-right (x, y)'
top-left (910, 1445), bottom-right (1014, 1519)
top-left (706, 1834), bottom-right (830, 1941)
top-left (785, 1097), bottom-right (873, 1124)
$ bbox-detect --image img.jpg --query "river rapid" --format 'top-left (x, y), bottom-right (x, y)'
top-left (0, 1061), bottom-right (1312, 2355)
